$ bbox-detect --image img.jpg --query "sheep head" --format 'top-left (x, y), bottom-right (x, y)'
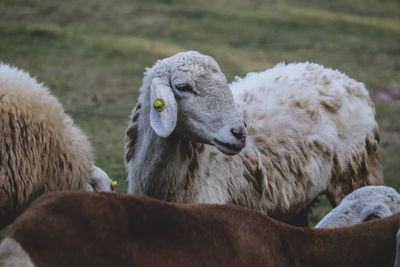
top-left (144, 51), bottom-right (246, 155)
top-left (316, 186), bottom-right (400, 228)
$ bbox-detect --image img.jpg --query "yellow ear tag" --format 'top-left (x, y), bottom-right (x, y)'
top-left (153, 98), bottom-right (166, 112)
top-left (111, 180), bottom-right (118, 191)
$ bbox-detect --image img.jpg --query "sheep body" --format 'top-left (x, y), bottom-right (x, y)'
top-left (229, 62), bottom-right (382, 218)
top-left (0, 63), bottom-right (111, 227)
top-left (316, 186), bottom-right (400, 228)
top-left (125, 52), bottom-right (382, 224)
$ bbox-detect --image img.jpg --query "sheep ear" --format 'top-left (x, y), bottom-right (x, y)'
top-left (149, 77), bottom-right (177, 138)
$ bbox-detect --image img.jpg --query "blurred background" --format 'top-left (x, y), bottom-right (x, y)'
top-left (1, 0), bottom-right (399, 224)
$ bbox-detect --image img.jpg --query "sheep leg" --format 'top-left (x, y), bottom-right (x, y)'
top-left (394, 229), bottom-right (400, 267)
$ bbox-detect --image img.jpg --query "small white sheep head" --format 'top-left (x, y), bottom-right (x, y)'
top-left (144, 51), bottom-right (247, 155)
top-left (315, 186), bottom-right (400, 228)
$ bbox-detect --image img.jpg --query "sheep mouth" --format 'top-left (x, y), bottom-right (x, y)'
top-left (213, 139), bottom-right (244, 155)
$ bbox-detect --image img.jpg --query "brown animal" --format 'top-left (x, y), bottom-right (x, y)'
top-left (0, 191), bottom-right (399, 267)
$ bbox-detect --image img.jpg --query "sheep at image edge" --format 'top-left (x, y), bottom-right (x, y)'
top-left (316, 186), bottom-right (400, 228)
top-left (0, 63), bottom-right (113, 228)
top-left (125, 51), bottom-right (382, 225)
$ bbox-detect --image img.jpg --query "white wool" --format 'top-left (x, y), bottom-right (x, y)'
top-left (0, 63), bottom-right (112, 227)
top-left (316, 186), bottom-right (400, 228)
top-left (231, 62), bottom-right (374, 162)
top-left (126, 53), bottom-right (382, 224)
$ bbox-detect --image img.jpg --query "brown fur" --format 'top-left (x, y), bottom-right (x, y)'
top-left (124, 102), bottom-right (141, 163)
top-left (327, 125), bottom-right (382, 206)
top-left (238, 132), bottom-right (315, 219)
top-left (2, 191), bottom-right (399, 267)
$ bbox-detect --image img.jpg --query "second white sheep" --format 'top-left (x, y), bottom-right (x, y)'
top-left (125, 51), bottom-right (382, 225)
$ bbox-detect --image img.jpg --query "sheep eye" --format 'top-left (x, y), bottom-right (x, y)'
top-left (363, 213), bottom-right (381, 222)
top-left (175, 83), bottom-right (193, 92)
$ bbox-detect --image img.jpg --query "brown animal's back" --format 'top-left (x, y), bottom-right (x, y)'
top-left (7, 192), bottom-right (283, 267)
top-left (5, 191), bottom-right (400, 267)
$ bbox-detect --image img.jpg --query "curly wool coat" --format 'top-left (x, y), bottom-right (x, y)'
top-left (0, 63), bottom-right (102, 227)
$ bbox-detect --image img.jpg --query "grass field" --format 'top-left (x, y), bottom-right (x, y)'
top-left (1, 0), bottom-right (399, 227)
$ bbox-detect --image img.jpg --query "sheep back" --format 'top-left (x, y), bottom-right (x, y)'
top-left (230, 62), bottom-right (382, 209)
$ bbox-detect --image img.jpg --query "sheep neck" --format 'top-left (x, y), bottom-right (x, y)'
top-left (130, 120), bottom-right (200, 202)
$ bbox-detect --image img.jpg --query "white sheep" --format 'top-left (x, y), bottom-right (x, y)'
top-left (316, 185), bottom-right (400, 228)
top-left (125, 51), bottom-right (382, 225)
top-left (0, 63), bottom-right (112, 228)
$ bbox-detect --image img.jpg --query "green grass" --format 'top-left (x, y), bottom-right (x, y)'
top-left (0, 0), bottom-right (399, 231)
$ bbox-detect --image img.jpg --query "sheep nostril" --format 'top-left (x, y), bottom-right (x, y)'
top-left (231, 127), bottom-right (245, 141)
